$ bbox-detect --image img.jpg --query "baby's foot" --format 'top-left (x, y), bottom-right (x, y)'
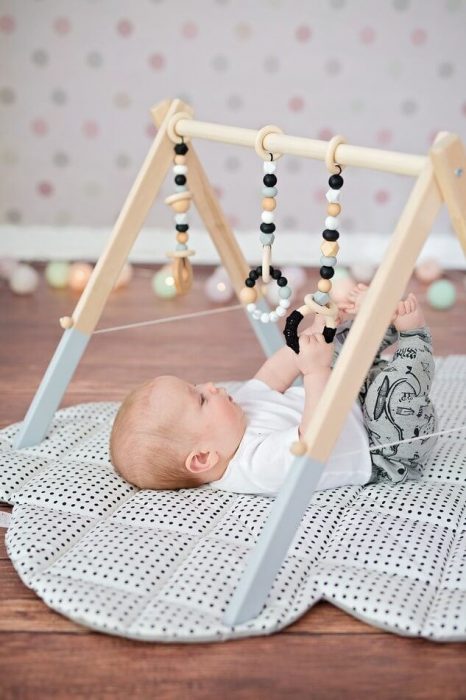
top-left (393, 292), bottom-right (426, 332)
top-left (337, 282), bottom-right (370, 318)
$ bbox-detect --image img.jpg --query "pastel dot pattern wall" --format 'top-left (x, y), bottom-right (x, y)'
top-left (0, 0), bottom-right (465, 237)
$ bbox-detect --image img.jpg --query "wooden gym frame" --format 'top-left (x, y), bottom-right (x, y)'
top-left (13, 98), bottom-right (466, 628)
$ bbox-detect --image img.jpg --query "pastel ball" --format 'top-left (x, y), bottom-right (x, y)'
top-left (0, 256), bottom-right (19, 280)
top-left (9, 263), bottom-right (40, 295)
top-left (151, 266), bottom-right (177, 299)
top-left (281, 266), bottom-right (307, 290)
top-left (350, 260), bottom-right (376, 283)
top-left (45, 261), bottom-right (70, 288)
top-left (205, 270), bottom-right (234, 303)
top-left (68, 262), bottom-right (93, 292)
top-left (332, 266), bottom-right (351, 281)
top-left (414, 258), bottom-right (443, 284)
top-left (113, 262), bottom-right (133, 290)
top-left (426, 279), bottom-right (456, 310)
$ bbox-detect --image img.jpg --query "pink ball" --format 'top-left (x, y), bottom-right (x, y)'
top-left (204, 268), bottom-right (234, 303)
top-left (414, 258), bottom-right (443, 284)
top-left (113, 263), bottom-right (133, 290)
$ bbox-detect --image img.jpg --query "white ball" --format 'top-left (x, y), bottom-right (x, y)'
top-left (276, 306), bottom-right (286, 317)
top-left (269, 311), bottom-right (279, 322)
top-left (350, 259), bottom-right (376, 283)
top-left (9, 263), bottom-right (40, 295)
top-left (260, 312), bottom-right (270, 323)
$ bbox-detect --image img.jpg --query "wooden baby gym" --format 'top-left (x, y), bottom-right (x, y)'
top-left (13, 97), bottom-right (466, 627)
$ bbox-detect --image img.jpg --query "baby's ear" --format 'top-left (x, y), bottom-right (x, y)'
top-left (185, 450), bottom-right (219, 474)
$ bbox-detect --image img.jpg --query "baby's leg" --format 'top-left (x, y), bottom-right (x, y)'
top-left (362, 297), bottom-right (438, 484)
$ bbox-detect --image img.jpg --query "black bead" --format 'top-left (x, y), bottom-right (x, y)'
top-left (260, 222), bottom-right (275, 234)
top-left (174, 174), bottom-right (186, 186)
top-left (175, 224), bottom-right (189, 232)
top-left (263, 173), bottom-right (277, 187)
top-left (320, 266), bottom-right (335, 280)
top-left (277, 277), bottom-right (288, 287)
top-left (255, 265), bottom-right (262, 275)
top-left (174, 143), bottom-right (189, 155)
top-left (249, 270), bottom-right (259, 280)
top-left (322, 229), bottom-right (340, 241)
top-left (271, 268), bottom-right (281, 280)
top-left (245, 278), bottom-right (255, 288)
top-left (323, 326), bottom-right (337, 343)
top-left (328, 173), bottom-right (344, 189)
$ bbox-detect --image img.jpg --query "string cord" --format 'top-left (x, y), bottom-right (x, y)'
top-left (93, 303), bottom-right (244, 334)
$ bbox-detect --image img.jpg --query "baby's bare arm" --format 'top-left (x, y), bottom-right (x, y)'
top-left (253, 345), bottom-right (300, 393)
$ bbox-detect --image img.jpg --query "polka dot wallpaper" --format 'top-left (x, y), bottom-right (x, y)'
top-left (0, 0), bottom-right (465, 245)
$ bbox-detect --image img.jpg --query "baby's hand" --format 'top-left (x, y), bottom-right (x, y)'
top-left (296, 333), bottom-right (334, 376)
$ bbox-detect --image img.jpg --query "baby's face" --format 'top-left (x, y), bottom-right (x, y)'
top-left (149, 376), bottom-right (247, 460)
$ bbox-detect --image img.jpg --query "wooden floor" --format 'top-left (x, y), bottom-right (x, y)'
top-left (1, 263), bottom-right (465, 699)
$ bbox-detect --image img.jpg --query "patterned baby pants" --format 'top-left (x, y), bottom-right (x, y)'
top-left (332, 321), bottom-right (438, 485)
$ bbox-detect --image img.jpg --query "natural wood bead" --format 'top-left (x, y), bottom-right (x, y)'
top-left (176, 232), bottom-right (189, 244)
top-left (318, 278), bottom-right (332, 293)
top-left (174, 155), bottom-right (186, 165)
top-left (240, 287), bottom-right (257, 304)
top-left (173, 200), bottom-right (190, 213)
top-left (59, 316), bottom-right (74, 329)
top-left (290, 440), bottom-right (307, 456)
top-left (262, 197), bottom-right (276, 211)
top-left (321, 241), bottom-right (340, 257)
top-left (327, 203), bottom-right (341, 216)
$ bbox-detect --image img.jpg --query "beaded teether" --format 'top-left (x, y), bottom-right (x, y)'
top-left (239, 125), bottom-right (293, 323)
top-left (164, 133), bottom-right (195, 294)
top-left (284, 135), bottom-right (346, 353)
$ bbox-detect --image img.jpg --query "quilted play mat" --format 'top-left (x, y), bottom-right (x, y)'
top-left (1, 356), bottom-right (465, 643)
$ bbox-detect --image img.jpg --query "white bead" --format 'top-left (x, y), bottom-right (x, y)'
top-left (276, 306), bottom-right (286, 317)
top-left (325, 216), bottom-right (339, 230)
top-left (269, 311), bottom-right (279, 322)
top-left (260, 312), bottom-right (270, 323)
top-left (252, 309), bottom-right (262, 320)
top-left (173, 165), bottom-right (188, 175)
top-left (261, 211), bottom-right (274, 224)
top-left (247, 303), bottom-right (257, 313)
top-left (279, 298), bottom-right (290, 308)
top-left (263, 161), bottom-right (276, 174)
top-left (326, 189), bottom-right (341, 203)
top-left (175, 213), bottom-right (188, 224)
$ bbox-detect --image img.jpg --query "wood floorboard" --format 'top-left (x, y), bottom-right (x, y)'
top-left (1, 263), bottom-right (465, 699)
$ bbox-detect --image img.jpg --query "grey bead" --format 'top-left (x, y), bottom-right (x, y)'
top-left (320, 255), bottom-right (337, 267)
top-left (176, 243), bottom-right (188, 251)
top-left (279, 285), bottom-right (291, 299)
top-left (260, 233), bottom-right (275, 245)
top-left (175, 185), bottom-right (188, 193)
top-left (313, 291), bottom-right (330, 306)
top-left (262, 186), bottom-right (277, 197)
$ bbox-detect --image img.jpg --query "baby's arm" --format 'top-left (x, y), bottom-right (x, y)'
top-left (294, 334), bottom-right (334, 438)
top-left (253, 345), bottom-right (300, 394)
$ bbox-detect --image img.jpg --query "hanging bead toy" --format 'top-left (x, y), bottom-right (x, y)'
top-left (239, 125), bottom-right (293, 323)
top-left (165, 113), bottom-right (196, 294)
top-left (284, 135), bottom-right (347, 353)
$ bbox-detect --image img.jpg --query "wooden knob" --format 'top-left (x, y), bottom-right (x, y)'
top-left (59, 316), bottom-right (74, 329)
top-left (291, 440), bottom-right (307, 456)
top-left (327, 203), bottom-right (341, 216)
top-left (240, 287), bottom-right (258, 304)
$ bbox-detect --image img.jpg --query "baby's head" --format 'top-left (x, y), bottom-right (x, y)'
top-left (110, 375), bottom-right (246, 490)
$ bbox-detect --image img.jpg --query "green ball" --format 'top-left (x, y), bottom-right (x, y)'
top-left (332, 266), bottom-right (351, 281)
top-left (45, 261), bottom-right (70, 288)
top-left (426, 279), bottom-right (456, 310)
top-left (151, 267), bottom-right (177, 299)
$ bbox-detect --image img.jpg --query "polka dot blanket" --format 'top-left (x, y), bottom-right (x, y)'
top-left (1, 356), bottom-right (465, 643)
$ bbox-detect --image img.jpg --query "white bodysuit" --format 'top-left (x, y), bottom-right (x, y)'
top-left (208, 378), bottom-right (372, 496)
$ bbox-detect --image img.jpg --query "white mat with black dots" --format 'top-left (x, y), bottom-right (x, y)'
top-left (1, 356), bottom-right (465, 643)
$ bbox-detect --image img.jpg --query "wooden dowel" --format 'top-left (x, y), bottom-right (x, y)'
top-left (172, 118), bottom-right (428, 177)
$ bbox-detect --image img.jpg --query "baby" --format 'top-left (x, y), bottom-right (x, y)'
top-left (110, 283), bottom-right (438, 493)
